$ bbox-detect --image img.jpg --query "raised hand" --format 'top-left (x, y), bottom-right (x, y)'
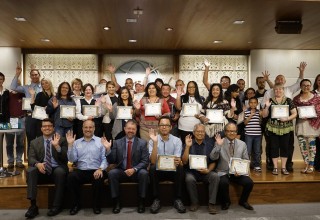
top-left (297, 62), bottom-right (307, 72)
top-left (204, 59), bottom-right (211, 67)
top-left (262, 70), bottom-right (270, 81)
top-left (149, 128), bottom-right (158, 142)
top-left (52, 96), bottom-right (59, 109)
top-left (101, 137), bottom-right (112, 151)
top-left (107, 64), bottom-right (116, 73)
top-left (51, 133), bottom-right (61, 149)
top-left (215, 133), bottom-right (224, 146)
top-left (185, 134), bottom-right (193, 147)
top-left (16, 62), bottom-right (22, 76)
top-left (66, 130), bottom-right (76, 146)
top-left (146, 67), bottom-right (151, 76)
top-left (176, 86), bottom-right (183, 96)
top-left (230, 98), bottom-right (236, 109)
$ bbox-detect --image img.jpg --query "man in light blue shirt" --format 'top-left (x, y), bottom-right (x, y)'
top-left (148, 116), bottom-right (186, 214)
top-left (66, 120), bottom-right (110, 215)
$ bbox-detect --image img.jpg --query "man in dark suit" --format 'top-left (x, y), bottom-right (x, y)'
top-left (106, 119), bottom-right (149, 214)
top-left (25, 118), bottom-right (68, 218)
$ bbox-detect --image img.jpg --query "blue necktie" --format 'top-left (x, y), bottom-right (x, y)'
top-left (45, 139), bottom-right (52, 175)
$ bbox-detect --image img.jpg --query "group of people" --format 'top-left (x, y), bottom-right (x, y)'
top-left (0, 60), bottom-right (319, 218)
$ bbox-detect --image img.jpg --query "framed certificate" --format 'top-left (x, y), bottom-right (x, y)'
top-left (95, 84), bottom-right (107, 94)
top-left (297, 106), bottom-right (317, 118)
top-left (229, 157), bottom-right (250, 175)
top-left (206, 109), bottom-right (224, 123)
top-left (156, 155), bottom-right (176, 171)
top-left (82, 105), bottom-right (99, 117)
top-left (32, 106), bottom-right (48, 120)
top-left (271, 105), bottom-right (289, 119)
top-left (22, 98), bottom-right (32, 111)
top-left (60, 105), bottom-right (76, 118)
top-left (10, 118), bottom-right (19, 129)
top-left (182, 103), bottom-right (199, 116)
top-left (116, 106), bottom-right (132, 119)
top-left (145, 103), bottom-right (161, 116)
top-left (189, 155), bottom-right (207, 170)
top-left (133, 92), bottom-right (144, 102)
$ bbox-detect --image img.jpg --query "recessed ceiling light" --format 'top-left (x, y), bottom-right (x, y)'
top-left (14, 17), bottom-right (27, 22)
top-left (40, 38), bottom-right (50, 42)
top-left (103, 26), bottom-right (111, 30)
top-left (248, 41), bottom-right (252, 44)
top-left (166, 27), bottom-right (173, 31)
top-left (213, 40), bottom-right (222, 44)
top-left (129, 39), bottom-right (137, 43)
top-left (233, 20), bottom-right (245, 24)
top-left (126, 18), bottom-right (137, 23)
top-left (20, 39), bottom-right (25, 42)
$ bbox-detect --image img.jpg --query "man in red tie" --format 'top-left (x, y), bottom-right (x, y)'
top-left (106, 120), bottom-right (149, 214)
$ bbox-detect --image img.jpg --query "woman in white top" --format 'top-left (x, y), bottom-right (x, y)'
top-left (176, 81), bottom-right (204, 144)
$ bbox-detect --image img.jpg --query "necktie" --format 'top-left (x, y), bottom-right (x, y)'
top-left (45, 139), bottom-right (52, 175)
top-left (126, 140), bottom-right (132, 169)
top-left (229, 142), bottom-right (234, 157)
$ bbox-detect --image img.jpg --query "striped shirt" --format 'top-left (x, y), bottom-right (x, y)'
top-left (244, 108), bottom-right (261, 135)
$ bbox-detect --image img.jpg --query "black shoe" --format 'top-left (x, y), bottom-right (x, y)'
top-left (137, 198), bottom-right (145, 213)
top-left (93, 207), bottom-right (101, 214)
top-left (266, 163), bottom-right (274, 171)
top-left (15, 162), bottom-right (25, 169)
top-left (47, 207), bottom-right (62, 216)
top-left (112, 199), bottom-right (121, 214)
top-left (239, 202), bottom-right (254, 210)
top-left (69, 205), bottom-right (81, 215)
top-left (286, 166), bottom-right (293, 172)
top-left (221, 202), bottom-right (230, 210)
top-left (7, 163), bottom-right (14, 169)
top-left (150, 199), bottom-right (161, 214)
top-left (173, 199), bottom-right (186, 213)
top-left (25, 205), bottom-right (39, 218)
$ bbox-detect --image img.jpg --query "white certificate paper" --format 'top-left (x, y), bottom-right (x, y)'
top-left (133, 93), bottom-right (144, 102)
top-left (271, 105), bottom-right (289, 119)
top-left (145, 103), bottom-right (161, 116)
top-left (32, 106), bottom-right (48, 120)
top-left (182, 103), bottom-right (199, 116)
top-left (10, 118), bottom-right (19, 129)
top-left (116, 106), bottom-right (132, 119)
top-left (189, 155), bottom-right (207, 170)
top-left (83, 105), bottom-right (99, 117)
top-left (297, 106), bottom-right (317, 118)
top-left (60, 105), bottom-right (76, 118)
top-left (206, 109), bottom-right (224, 123)
top-left (157, 155), bottom-right (176, 171)
top-left (95, 84), bottom-right (107, 94)
top-left (22, 98), bottom-right (32, 111)
top-left (229, 157), bottom-right (250, 175)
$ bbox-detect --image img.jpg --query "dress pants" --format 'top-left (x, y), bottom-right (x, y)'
top-left (67, 169), bottom-right (105, 208)
top-left (108, 168), bottom-right (149, 199)
top-left (26, 166), bottom-right (67, 208)
top-left (219, 174), bottom-right (254, 205)
top-left (149, 164), bottom-right (185, 200)
top-left (286, 130), bottom-right (295, 169)
top-left (185, 171), bottom-right (219, 205)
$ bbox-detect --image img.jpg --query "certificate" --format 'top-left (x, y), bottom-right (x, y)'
top-left (229, 157), bottom-right (250, 175)
top-left (156, 155), bottom-right (176, 171)
top-left (32, 106), bottom-right (48, 120)
top-left (95, 84), bottom-right (107, 94)
top-left (82, 105), bottom-right (99, 117)
top-left (10, 118), bottom-right (19, 129)
top-left (133, 92), bottom-right (144, 102)
top-left (297, 106), bottom-right (317, 118)
top-left (182, 103), bottom-right (199, 116)
top-left (60, 105), bottom-right (76, 118)
top-left (271, 105), bottom-right (289, 119)
top-left (22, 98), bottom-right (32, 111)
top-left (116, 106), bottom-right (132, 119)
top-left (145, 103), bottom-right (161, 116)
top-left (189, 155), bottom-right (207, 170)
top-left (206, 109), bottom-right (224, 123)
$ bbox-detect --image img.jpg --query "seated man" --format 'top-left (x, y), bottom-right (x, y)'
top-left (106, 119), bottom-right (149, 214)
top-left (182, 124), bottom-right (219, 214)
top-left (149, 116), bottom-right (186, 214)
top-left (210, 122), bottom-right (254, 211)
top-left (66, 120), bottom-right (109, 215)
top-left (25, 118), bottom-right (68, 218)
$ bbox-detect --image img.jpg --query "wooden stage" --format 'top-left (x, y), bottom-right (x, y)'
top-left (0, 161), bottom-right (320, 209)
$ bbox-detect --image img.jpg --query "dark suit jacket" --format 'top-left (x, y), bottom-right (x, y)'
top-left (107, 136), bottom-right (149, 171)
top-left (28, 136), bottom-right (68, 170)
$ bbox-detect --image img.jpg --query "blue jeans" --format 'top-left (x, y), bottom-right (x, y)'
top-left (245, 135), bottom-right (261, 167)
top-left (5, 132), bottom-right (25, 163)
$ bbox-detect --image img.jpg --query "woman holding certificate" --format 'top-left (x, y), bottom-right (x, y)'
top-left (176, 81), bottom-right (204, 144)
top-left (71, 78), bottom-right (84, 141)
top-left (108, 87), bottom-right (134, 140)
top-left (293, 79), bottom-right (320, 174)
top-left (200, 83), bottom-right (233, 138)
top-left (134, 82), bottom-right (170, 141)
top-left (75, 83), bottom-right (103, 138)
top-left (262, 83), bottom-right (297, 175)
top-left (46, 82), bottom-right (76, 136)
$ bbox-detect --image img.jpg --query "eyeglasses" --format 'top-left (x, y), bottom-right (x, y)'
top-left (159, 124), bottom-right (171, 127)
top-left (225, 130), bottom-right (237, 134)
top-left (301, 84), bottom-right (311, 88)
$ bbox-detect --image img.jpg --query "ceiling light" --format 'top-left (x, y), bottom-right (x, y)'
top-left (166, 27), bottom-right (173, 31)
top-left (126, 18), bottom-right (137, 23)
top-left (233, 20), bottom-right (245, 24)
top-left (133, 7), bottom-right (143, 15)
top-left (129, 39), bottom-right (137, 43)
top-left (213, 40), bottom-right (222, 44)
top-left (40, 38), bottom-right (50, 42)
top-left (14, 17), bottom-right (27, 22)
top-left (20, 39), bottom-right (25, 42)
top-left (103, 26), bottom-right (111, 30)
top-left (248, 41), bottom-right (252, 44)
